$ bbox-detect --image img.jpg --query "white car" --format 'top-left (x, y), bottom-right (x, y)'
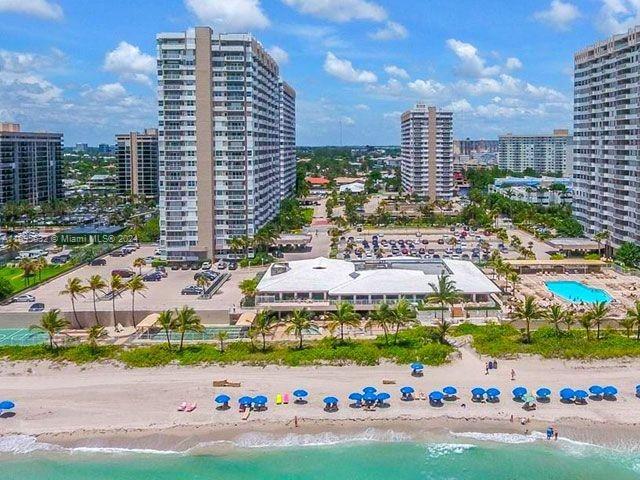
top-left (13, 294), bottom-right (35, 303)
top-left (201, 261), bottom-right (212, 270)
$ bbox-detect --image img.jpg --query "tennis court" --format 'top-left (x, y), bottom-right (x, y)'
top-left (0, 328), bottom-right (48, 346)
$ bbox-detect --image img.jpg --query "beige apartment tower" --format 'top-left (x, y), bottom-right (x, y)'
top-left (400, 103), bottom-right (453, 201)
top-left (157, 27), bottom-right (296, 262)
top-left (115, 128), bottom-right (158, 199)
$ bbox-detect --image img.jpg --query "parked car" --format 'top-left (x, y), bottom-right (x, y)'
top-left (90, 258), bottom-right (107, 266)
top-left (181, 285), bottom-right (204, 295)
top-left (13, 294), bottom-right (35, 303)
top-left (110, 250), bottom-right (125, 257)
top-left (51, 254), bottom-right (70, 264)
top-left (111, 269), bottom-right (134, 278)
top-left (228, 262), bottom-right (238, 270)
top-left (217, 262), bottom-right (227, 270)
top-left (143, 272), bottom-right (162, 282)
top-left (29, 302), bottom-right (45, 312)
top-left (201, 261), bottom-right (212, 270)
top-left (194, 271), bottom-right (218, 281)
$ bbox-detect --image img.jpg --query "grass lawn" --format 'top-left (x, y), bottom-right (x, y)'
top-left (0, 263), bottom-right (76, 293)
top-left (453, 323), bottom-right (640, 359)
top-left (0, 327), bottom-right (454, 367)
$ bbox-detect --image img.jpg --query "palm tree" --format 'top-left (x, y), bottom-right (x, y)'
top-left (33, 257), bottom-right (47, 282)
top-left (428, 273), bottom-right (462, 323)
top-left (196, 275), bottom-right (211, 295)
top-left (511, 295), bottom-right (543, 343)
top-left (618, 317), bottom-right (636, 338)
top-left (506, 270), bottom-right (520, 295)
top-left (284, 308), bottom-right (316, 349)
top-left (86, 274), bottom-right (107, 326)
top-left (390, 299), bottom-right (417, 344)
top-left (365, 302), bottom-right (392, 344)
top-left (625, 301), bottom-right (640, 340)
top-left (563, 309), bottom-right (576, 332)
top-left (579, 312), bottom-right (594, 340)
top-left (544, 304), bottom-right (565, 333)
top-left (30, 309), bottom-right (69, 349)
top-left (239, 278), bottom-right (259, 304)
top-left (326, 301), bottom-right (361, 342)
top-left (18, 258), bottom-right (35, 285)
top-left (109, 274), bottom-right (125, 328)
top-left (217, 330), bottom-right (229, 353)
top-left (587, 301), bottom-right (610, 340)
top-left (133, 257), bottom-right (146, 275)
top-left (174, 306), bottom-right (204, 352)
top-left (157, 309), bottom-right (175, 349)
top-left (59, 277), bottom-right (88, 328)
top-left (5, 236), bottom-right (20, 255)
top-left (126, 275), bottom-right (147, 328)
top-left (594, 230), bottom-right (610, 257)
top-left (86, 325), bottom-right (106, 352)
top-left (228, 237), bottom-right (244, 259)
top-left (249, 309), bottom-right (278, 351)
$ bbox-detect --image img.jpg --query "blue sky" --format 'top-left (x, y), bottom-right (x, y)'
top-left (0, 0), bottom-right (638, 145)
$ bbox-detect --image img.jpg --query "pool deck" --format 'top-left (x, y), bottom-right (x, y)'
top-left (511, 269), bottom-right (638, 317)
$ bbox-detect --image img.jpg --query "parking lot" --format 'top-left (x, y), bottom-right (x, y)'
top-left (336, 227), bottom-right (519, 262)
top-left (0, 245), bottom-right (255, 318)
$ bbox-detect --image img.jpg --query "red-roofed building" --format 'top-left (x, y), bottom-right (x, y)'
top-left (305, 176), bottom-right (330, 186)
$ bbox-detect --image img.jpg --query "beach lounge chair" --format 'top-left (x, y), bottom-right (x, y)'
top-left (276, 394), bottom-right (283, 405)
top-left (177, 402), bottom-right (187, 411)
top-left (283, 393), bottom-right (290, 404)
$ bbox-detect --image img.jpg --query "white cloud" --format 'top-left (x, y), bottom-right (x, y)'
top-left (534, 1), bottom-right (580, 31)
top-left (267, 46), bottom-right (289, 65)
top-left (185, 0), bottom-right (270, 31)
top-left (354, 103), bottom-right (370, 110)
top-left (104, 42), bottom-right (155, 85)
top-left (84, 82), bottom-right (128, 101)
top-left (384, 65), bottom-right (409, 79)
top-left (596, 0), bottom-right (640, 35)
top-left (364, 78), bottom-right (405, 98)
top-left (505, 57), bottom-right (523, 70)
top-left (407, 79), bottom-right (446, 97)
top-left (446, 39), bottom-right (501, 77)
top-left (383, 111), bottom-right (402, 120)
top-left (324, 52), bottom-right (377, 83)
top-left (445, 99), bottom-right (473, 113)
top-left (282, 0), bottom-right (386, 22)
top-left (455, 74), bottom-right (566, 103)
top-left (0, 0), bottom-right (62, 20)
top-left (341, 116), bottom-right (355, 125)
top-left (370, 21), bottom-right (408, 40)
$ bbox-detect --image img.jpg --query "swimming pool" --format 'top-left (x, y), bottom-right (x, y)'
top-left (0, 328), bottom-right (49, 346)
top-left (545, 280), bottom-right (612, 304)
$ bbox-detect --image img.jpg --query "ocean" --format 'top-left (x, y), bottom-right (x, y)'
top-left (1, 429), bottom-right (639, 479)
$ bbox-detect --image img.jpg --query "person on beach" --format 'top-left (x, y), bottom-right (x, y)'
top-left (511, 369), bottom-right (516, 381)
top-left (546, 426), bottom-right (554, 440)
top-left (485, 363), bottom-right (489, 375)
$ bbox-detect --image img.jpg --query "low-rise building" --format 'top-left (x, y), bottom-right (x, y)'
top-left (488, 176), bottom-right (572, 206)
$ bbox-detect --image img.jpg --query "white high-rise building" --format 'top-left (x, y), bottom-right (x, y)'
top-left (498, 130), bottom-right (570, 175)
top-left (400, 103), bottom-right (453, 201)
top-left (157, 27), bottom-right (296, 262)
top-left (574, 27), bottom-right (640, 247)
top-left (279, 80), bottom-right (296, 199)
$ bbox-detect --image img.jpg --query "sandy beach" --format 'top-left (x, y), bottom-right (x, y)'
top-left (2, 346), bottom-right (640, 450)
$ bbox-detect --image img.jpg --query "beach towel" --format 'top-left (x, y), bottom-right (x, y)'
top-left (276, 394), bottom-right (283, 405)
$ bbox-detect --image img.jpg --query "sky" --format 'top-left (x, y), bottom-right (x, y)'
top-left (0, 0), bottom-right (639, 146)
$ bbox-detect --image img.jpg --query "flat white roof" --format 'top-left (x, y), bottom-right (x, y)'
top-left (257, 257), bottom-right (499, 296)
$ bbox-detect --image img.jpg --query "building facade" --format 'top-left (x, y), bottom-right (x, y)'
top-left (573, 27), bottom-right (640, 247)
top-left (157, 27), bottom-right (295, 261)
top-left (279, 81), bottom-right (296, 199)
top-left (116, 128), bottom-right (159, 199)
top-left (498, 130), bottom-right (569, 174)
top-left (0, 123), bottom-right (62, 206)
top-left (400, 103), bottom-right (453, 201)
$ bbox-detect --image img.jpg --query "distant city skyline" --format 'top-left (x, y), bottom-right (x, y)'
top-left (1, 0), bottom-right (640, 145)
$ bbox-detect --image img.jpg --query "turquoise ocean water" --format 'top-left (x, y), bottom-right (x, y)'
top-left (1, 430), bottom-right (639, 480)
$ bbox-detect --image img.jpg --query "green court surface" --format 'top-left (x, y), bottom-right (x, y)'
top-left (0, 328), bottom-right (48, 346)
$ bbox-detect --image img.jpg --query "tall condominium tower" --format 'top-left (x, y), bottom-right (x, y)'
top-left (400, 103), bottom-right (453, 201)
top-left (574, 27), bottom-right (640, 247)
top-left (279, 80), bottom-right (296, 199)
top-left (157, 27), bottom-right (296, 262)
top-left (115, 128), bottom-right (159, 199)
top-left (498, 129), bottom-right (569, 175)
top-left (0, 122), bottom-right (62, 206)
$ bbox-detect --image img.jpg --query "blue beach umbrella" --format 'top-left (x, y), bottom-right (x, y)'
top-left (512, 387), bottom-right (527, 398)
top-left (323, 396), bottom-right (338, 405)
top-left (214, 394), bottom-right (230, 404)
top-left (486, 388), bottom-right (501, 398)
top-left (238, 396), bottom-right (253, 405)
top-left (588, 385), bottom-right (603, 396)
top-left (429, 391), bottom-right (444, 402)
top-left (471, 387), bottom-right (485, 397)
top-left (293, 389), bottom-right (308, 398)
top-left (536, 388), bottom-right (551, 398)
top-left (560, 388), bottom-right (575, 400)
top-left (0, 401), bottom-right (15, 410)
top-left (400, 386), bottom-right (415, 395)
top-left (363, 392), bottom-right (377, 403)
top-left (377, 392), bottom-right (391, 401)
top-left (253, 395), bottom-right (268, 405)
top-left (363, 386), bottom-right (377, 394)
top-left (411, 362), bottom-right (424, 371)
top-left (636, 385), bottom-right (640, 394)
top-left (443, 386), bottom-right (457, 396)
top-left (349, 392), bottom-right (363, 402)
top-left (603, 386), bottom-right (618, 396)
top-left (574, 390), bottom-right (589, 400)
